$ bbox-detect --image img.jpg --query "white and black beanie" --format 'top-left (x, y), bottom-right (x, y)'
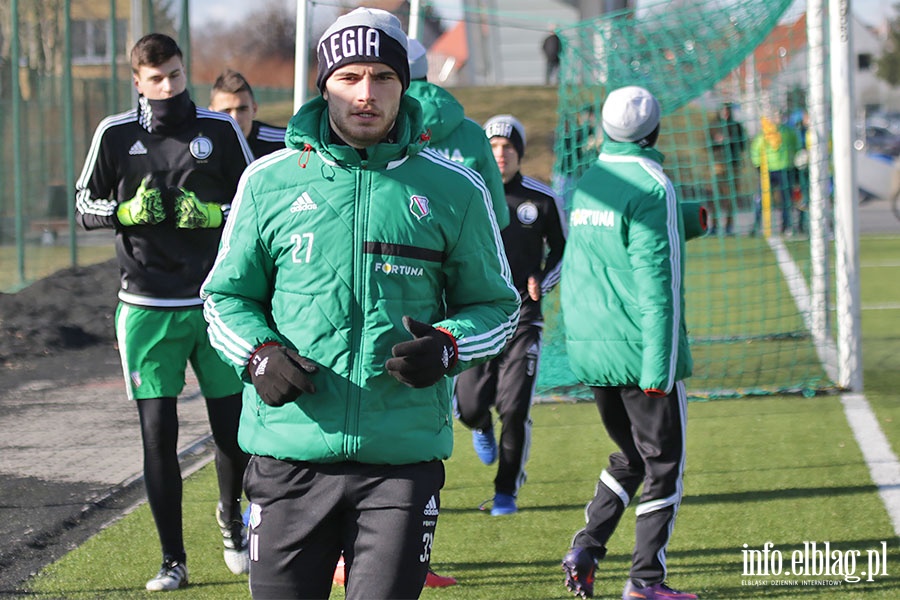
top-left (316, 7), bottom-right (410, 93)
top-left (483, 114), bottom-right (526, 159)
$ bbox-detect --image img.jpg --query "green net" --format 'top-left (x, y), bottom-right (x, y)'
top-left (540, 0), bottom-right (840, 399)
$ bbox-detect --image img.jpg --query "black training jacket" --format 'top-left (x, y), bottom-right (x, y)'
top-left (248, 120), bottom-right (287, 159)
top-left (501, 172), bottom-right (568, 326)
top-left (75, 93), bottom-right (253, 308)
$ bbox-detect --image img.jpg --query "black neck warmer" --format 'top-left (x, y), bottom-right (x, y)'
top-left (138, 89), bottom-right (194, 134)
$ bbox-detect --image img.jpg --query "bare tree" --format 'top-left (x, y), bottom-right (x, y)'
top-left (237, 0), bottom-right (296, 61)
top-left (192, 0), bottom-right (297, 87)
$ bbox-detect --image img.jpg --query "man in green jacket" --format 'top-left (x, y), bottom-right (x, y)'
top-left (750, 116), bottom-right (802, 235)
top-left (201, 8), bottom-right (519, 599)
top-left (405, 37), bottom-right (509, 229)
top-left (559, 86), bottom-right (697, 600)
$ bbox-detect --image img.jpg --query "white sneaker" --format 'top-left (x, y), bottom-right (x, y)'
top-left (145, 560), bottom-right (188, 591)
top-left (217, 504), bottom-right (250, 575)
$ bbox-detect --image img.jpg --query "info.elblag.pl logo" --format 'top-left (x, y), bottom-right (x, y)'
top-left (741, 541), bottom-right (889, 587)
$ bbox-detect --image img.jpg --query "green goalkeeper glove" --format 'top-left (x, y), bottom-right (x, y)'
top-left (116, 177), bottom-right (166, 226)
top-left (174, 188), bottom-right (223, 229)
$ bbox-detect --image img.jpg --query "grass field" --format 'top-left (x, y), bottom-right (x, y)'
top-left (26, 399), bottom-right (900, 599)
top-left (25, 235), bottom-right (900, 598)
top-left (0, 243), bottom-right (115, 292)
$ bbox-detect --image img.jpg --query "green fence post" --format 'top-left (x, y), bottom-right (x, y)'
top-left (11, 0), bottom-right (25, 285)
top-left (110, 0), bottom-right (119, 114)
top-left (65, 0), bottom-right (77, 266)
top-left (180, 0), bottom-right (192, 97)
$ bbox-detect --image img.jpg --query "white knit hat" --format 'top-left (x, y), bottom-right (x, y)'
top-left (407, 38), bottom-right (428, 80)
top-left (601, 86), bottom-right (661, 143)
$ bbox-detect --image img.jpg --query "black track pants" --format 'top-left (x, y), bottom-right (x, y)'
top-left (571, 382), bottom-right (688, 586)
top-left (455, 325), bottom-right (542, 496)
top-left (244, 457), bottom-right (445, 600)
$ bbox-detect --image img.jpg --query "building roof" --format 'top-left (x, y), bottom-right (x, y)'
top-left (431, 20), bottom-right (467, 65)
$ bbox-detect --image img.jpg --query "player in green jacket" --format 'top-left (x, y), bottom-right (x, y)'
top-left (201, 8), bottom-right (519, 599)
top-left (405, 38), bottom-right (509, 229)
top-left (560, 86), bottom-right (696, 600)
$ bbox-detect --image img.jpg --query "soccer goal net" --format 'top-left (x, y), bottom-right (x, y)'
top-left (537, 0), bottom-right (864, 399)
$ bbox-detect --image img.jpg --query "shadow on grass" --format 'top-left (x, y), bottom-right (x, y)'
top-left (443, 483), bottom-right (882, 515)
top-left (683, 483), bottom-right (881, 505)
top-left (25, 579), bottom-right (248, 599)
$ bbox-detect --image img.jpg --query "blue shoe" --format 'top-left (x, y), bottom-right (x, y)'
top-left (490, 493), bottom-right (517, 516)
top-left (472, 428), bottom-right (497, 465)
top-left (563, 547), bottom-right (598, 598)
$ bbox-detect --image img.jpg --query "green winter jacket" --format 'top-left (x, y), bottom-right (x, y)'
top-left (560, 140), bottom-right (692, 392)
top-left (406, 80), bottom-right (509, 229)
top-left (201, 95), bottom-right (520, 464)
top-left (750, 123), bottom-right (800, 173)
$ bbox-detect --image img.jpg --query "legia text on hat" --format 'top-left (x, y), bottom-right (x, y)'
top-left (321, 28), bottom-right (381, 69)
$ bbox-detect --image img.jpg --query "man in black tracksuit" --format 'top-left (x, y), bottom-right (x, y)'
top-left (74, 33), bottom-right (253, 592)
top-left (455, 114), bottom-right (567, 516)
top-left (209, 69), bottom-right (287, 159)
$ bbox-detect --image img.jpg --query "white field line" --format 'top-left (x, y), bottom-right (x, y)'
top-left (767, 236), bottom-right (839, 383)
top-left (860, 260), bottom-right (900, 268)
top-left (862, 303), bottom-right (900, 310)
top-left (841, 393), bottom-right (900, 537)
top-left (769, 236), bottom-right (900, 536)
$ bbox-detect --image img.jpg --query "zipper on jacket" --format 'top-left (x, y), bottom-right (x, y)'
top-left (344, 167), bottom-right (368, 458)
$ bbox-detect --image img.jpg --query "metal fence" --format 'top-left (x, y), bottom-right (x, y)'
top-left (0, 70), bottom-right (290, 291)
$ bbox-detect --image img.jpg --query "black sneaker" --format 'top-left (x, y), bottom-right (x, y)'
top-left (622, 579), bottom-right (698, 599)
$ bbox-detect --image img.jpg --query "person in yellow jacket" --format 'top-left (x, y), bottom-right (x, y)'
top-left (750, 116), bottom-right (802, 235)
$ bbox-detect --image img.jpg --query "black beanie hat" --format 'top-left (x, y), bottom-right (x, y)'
top-left (483, 114), bottom-right (526, 159)
top-left (316, 8), bottom-right (410, 94)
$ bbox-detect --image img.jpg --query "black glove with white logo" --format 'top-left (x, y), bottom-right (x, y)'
top-left (248, 343), bottom-right (318, 407)
top-left (386, 316), bottom-right (458, 388)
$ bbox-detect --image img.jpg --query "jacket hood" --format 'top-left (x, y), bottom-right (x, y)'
top-left (405, 81), bottom-right (465, 143)
top-left (285, 95), bottom-right (429, 168)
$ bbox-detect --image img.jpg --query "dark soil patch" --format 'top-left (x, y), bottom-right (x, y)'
top-left (0, 260), bottom-right (121, 390)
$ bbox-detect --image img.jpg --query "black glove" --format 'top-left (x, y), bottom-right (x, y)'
top-left (248, 343), bottom-right (318, 407)
top-left (386, 316), bottom-right (458, 388)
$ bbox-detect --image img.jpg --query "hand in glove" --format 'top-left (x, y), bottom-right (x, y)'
top-left (174, 188), bottom-right (223, 229)
top-left (680, 201), bottom-right (709, 241)
top-left (386, 316), bottom-right (458, 388)
top-left (117, 176), bottom-right (166, 226)
top-left (248, 343), bottom-right (318, 407)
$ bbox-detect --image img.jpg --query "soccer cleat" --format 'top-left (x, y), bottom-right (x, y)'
top-left (490, 492), bottom-right (518, 516)
top-left (472, 427), bottom-right (498, 465)
top-left (563, 547), bottom-right (598, 598)
top-left (623, 580), bottom-right (698, 599)
top-left (425, 568), bottom-right (458, 587)
top-left (145, 559), bottom-right (188, 591)
top-left (217, 504), bottom-right (250, 575)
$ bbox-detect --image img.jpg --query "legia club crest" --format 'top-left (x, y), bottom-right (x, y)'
top-left (409, 195), bottom-right (430, 220)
